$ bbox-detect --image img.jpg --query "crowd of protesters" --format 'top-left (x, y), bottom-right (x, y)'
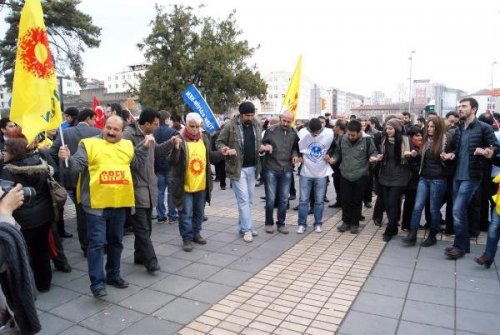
top-left (2, 96), bottom-right (500, 333)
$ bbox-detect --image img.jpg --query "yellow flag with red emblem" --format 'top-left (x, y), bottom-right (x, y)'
top-left (10, 0), bottom-right (62, 144)
top-left (282, 55), bottom-right (302, 125)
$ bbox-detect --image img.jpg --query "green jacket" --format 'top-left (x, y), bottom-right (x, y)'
top-left (215, 115), bottom-right (262, 180)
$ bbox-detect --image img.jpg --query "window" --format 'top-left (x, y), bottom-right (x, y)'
top-left (115, 76), bottom-right (118, 80)
top-left (115, 84), bottom-right (119, 88)
top-left (274, 94), bottom-right (278, 99)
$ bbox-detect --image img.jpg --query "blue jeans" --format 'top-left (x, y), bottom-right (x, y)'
top-left (231, 166), bottom-right (256, 233)
top-left (156, 172), bottom-right (178, 220)
top-left (485, 208), bottom-right (500, 259)
top-left (453, 179), bottom-right (480, 252)
top-left (264, 170), bottom-right (292, 226)
top-left (179, 191), bottom-right (206, 241)
top-left (85, 208), bottom-right (126, 293)
top-left (298, 175), bottom-right (327, 227)
top-left (410, 177), bottom-right (447, 231)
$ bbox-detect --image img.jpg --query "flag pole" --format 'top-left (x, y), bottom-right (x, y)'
top-left (58, 125), bottom-right (68, 168)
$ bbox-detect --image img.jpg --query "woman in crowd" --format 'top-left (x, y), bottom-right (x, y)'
top-left (0, 136), bottom-right (55, 292)
top-left (377, 119), bottom-right (413, 241)
top-left (402, 116), bottom-right (453, 246)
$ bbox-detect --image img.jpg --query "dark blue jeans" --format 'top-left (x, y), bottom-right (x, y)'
top-left (156, 172), bottom-right (178, 220)
top-left (410, 177), bottom-right (447, 231)
top-left (264, 170), bottom-right (292, 226)
top-left (485, 207), bottom-right (500, 259)
top-left (453, 179), bottom-right (480, 252)
top-left (85, 208), bottom-right (125, 293)
top-left (179, 191), bottom-right (206, 241)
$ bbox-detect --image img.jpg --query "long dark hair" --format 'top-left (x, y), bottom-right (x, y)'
top-left (423, 116), bottom-right (446, 159)
top-left (384, 126), bottom-right (403, 163)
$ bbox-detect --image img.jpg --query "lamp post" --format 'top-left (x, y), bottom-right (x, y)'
top-left (408, 50), bottom-right (415, 114)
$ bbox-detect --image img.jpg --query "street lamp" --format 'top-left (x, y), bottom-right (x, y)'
top-left (408, 50), bottom-right (415, 114)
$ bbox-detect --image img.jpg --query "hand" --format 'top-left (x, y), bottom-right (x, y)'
top-left (474, 147), bottom-right (486, 156)
top-left (440, 152), bottom-right (455, 161)
top-left (292, 156), bottom-right (301, 164)
top-left (259, 144), bottom-right (273, 154)
top-left (0, 183), bottom-right (24, 216)
top-left (221, 147), bottom-right (236, 156)
top-left (483, 147), bottom-right (494, 159)
top-left (404, 150), bottom-right (417, 158)
top-left (143, 134), bottom-right (156, 148)
top-left (170, 136), bottom-right (182, 150)
top-left (324, 154), bottom-right (334, 164)
top-left (58, 145), bottom-right (70, 160)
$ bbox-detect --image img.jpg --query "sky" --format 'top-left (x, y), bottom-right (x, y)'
top-left (4, 0), bottom-right (500, 100)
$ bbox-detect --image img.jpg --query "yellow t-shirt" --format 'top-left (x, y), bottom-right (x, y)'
top-left (184, 140), bottom-right (207, 193)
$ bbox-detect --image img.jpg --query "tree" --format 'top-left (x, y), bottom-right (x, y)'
top-left (0, 0), bottom-right (101, 88)
top-left (138, 5), bottom-right (267, 114)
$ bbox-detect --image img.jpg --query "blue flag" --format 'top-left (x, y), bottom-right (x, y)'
top-left (182, 84), bottom-right (220, 134)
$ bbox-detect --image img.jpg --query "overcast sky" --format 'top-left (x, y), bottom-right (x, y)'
top-left (5, 0), bottom-right (500, 99)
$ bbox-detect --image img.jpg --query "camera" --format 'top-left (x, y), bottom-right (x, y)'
top-left (0, 180), bottom-right (36, 204)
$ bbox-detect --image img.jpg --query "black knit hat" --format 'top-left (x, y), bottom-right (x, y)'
top-left (239, 101), bottom-right (255, 114)
top-left (64, 107), bottom-right (79, 117)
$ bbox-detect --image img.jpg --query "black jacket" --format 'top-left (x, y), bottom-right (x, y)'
top-left (0, 154), bottom-right (54, 230)
top-left (452, 118), bottom-right (498, 180)
top-left (420, 133), bottom-right (454, 179)
top-left (153, 124), bottom-right (178, 174)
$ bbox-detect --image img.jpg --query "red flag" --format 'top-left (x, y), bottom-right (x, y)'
top-left (93, 96), bottom-right (105, 129)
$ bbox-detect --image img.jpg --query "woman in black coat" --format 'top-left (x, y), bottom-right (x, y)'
top-left (0, 137), bottom-right (54, 292)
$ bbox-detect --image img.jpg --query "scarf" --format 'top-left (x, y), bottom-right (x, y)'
top-left (181, 128), bottom-right (201, 142)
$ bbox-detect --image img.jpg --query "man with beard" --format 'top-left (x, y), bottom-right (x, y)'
top-left (216, 102), bottom-right (269, 242)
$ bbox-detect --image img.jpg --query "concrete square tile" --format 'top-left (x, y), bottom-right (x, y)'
top-left (407, 283), bottom-right (455, 306)
top-left (35, 286), bottom-right (81, 312)
top-left (154, 297), bottom-right (211, 324)
top-left (397, 321), bottom-right (454, 335)
top-left (157, 256), bottom-right (192, 273)
top-left (170, 248), bottom-right (210, 262)
top-left (123, 267), bottom-right (169, 287)
top-left (177, 262), bottom-right (222, 280)
top-left (456, 275), bottom-right (500, 294)
top-left (402, 300), bottom-right (454, 329)
top-left (370, 263), bottom-right (414, 282)
top-left (227, 256), bottom-right (273, 273)
top-left (51, 269), bottom-right (87, 286)
top-left (183, 282), bottom-right (235, 304)
top-left (118, 288), bottom-right (175, 314)
top-left (151, 274), bottom-right (201, 296)
top-left (218, 243), bottom-right (258, 257)
top-left (79, 304), bottom-right (144, 334)
top-left (197, 252), bottom-right (240, 267)
top-left (362, 277), bottom-right (409, 298)
top-left (456, 289), bottom-right (500, 313)
top-left (207, 268), bottom-right (254, 287)
top-left (456, 308), bottom-right (500, 335)
top-left (415, 257), bottom-right (456, 273)
top-left (351, 292), bottom-right (404, 319)
top-left (50, 295), bottom-right (108, 322)
top-left (339, 310), bottom-right (398, 334)
top-left (57, 325), bottom-right (102, 335)
top-left (119, 316), bottom-right (183, 335)
top-left (37, 312), bottom-right (73, 335)
top-left (412, 269), bottom-right (455, 288)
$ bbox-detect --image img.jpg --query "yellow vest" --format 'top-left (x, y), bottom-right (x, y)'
top-left (184, 140), bottom-right (207, 193)
top-left (80, 137), bottom-right (135, 208)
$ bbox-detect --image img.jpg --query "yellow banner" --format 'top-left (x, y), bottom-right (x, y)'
top-left (281, 55), bottom-right (302, 124)
top-left (10, 0), bottom-right (62, 144)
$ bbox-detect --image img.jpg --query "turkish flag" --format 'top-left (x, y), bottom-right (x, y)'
top-left (93, 96), bottom-right (105, 129)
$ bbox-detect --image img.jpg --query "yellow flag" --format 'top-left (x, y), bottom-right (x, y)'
top-left (492, 174), bottom-right (500, 214)
top-left (282, 55), bottom-right (302, 124)
top-left (10, 0), bottom-right (62, 144)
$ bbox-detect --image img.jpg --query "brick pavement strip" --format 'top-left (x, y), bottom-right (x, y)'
top-left (179, 210), bottom-right (387, 334)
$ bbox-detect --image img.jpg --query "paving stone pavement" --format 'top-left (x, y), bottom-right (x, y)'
top-left (34, 178), bottom-right (497, 335)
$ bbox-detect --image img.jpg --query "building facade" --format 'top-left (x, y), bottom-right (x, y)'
top-left (104, 64), bottom-right (147, 94)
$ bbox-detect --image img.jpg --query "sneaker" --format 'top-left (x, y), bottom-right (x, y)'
top-left (243, 231), bottom-right (253, 242)
top-left (277, 226), bottom-right (289, 234)
top-left (251, 230), bottom-right (258, 236)
top-left (297, 226), bottom-right (306, 234)
top-left (145, 259), bottom-right (160, 273)
top-left (315, 225), bottom-right (322, 233)
top-left (93, 288), bottom-right (107, 298)
top-left (265, 225), bottom-right (274, 234)
top-left (168, 218), bottom-right (178, 224)
top-left (183, 240), bottom-right (193, 252)
top-left (106, 278), bottom-right (129, 289)
top-left (350, 225), bottom-right (359, 234)
top-left (157, 217), bottom-right (167, 223)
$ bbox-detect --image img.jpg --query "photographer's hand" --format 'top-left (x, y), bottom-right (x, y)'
top-left (0, 184), bottom-right (24, 217)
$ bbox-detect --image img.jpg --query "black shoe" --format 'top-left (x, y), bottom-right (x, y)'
top-left (360, 215), bottom-right (365, 221)
top-left (59, 231), bottom-right (73, 238)
top-left (203, 216), bottom-right (208, 222)
top-left (93, 289), bottom-right (107, 298)
top-left (293, 206), bottom-right (299, 211)
top-left (382, 234), bottom-right (392, 242)
top-left (308, 209), bottom-right (313, 215)
top-left (289, 195), bottom-right (296, 200)
top-left (106, 278), bottom-right (129, 288)
top-left (145, 259), bottom-right (160, 273)
top-left (260, 196), bottom-right (266, 200)
top-left (445, 247), bottom-right (465, 259)
top-left (402, 230), bottom-right (417, 246)
top-left (324, 198), bottom-right (330, 203)
top-left (373, 218), bottom-right (382, 227)
top-left (221, 186), bottom-right (226, 190)
top-left (350, 225), bottom-right (359, 234)
top-left (134, 258), bottom-right (144, 265)
top-left (329, 202), bottom-right (341, 208)
top-left (55, 263), bottom-right (72, 273)
top-left (156, 217), bottom-right (167, 223)
top-left (421, 230), bottom-right (438, 247)
top-left (337, 223), bottom-right (350, 232)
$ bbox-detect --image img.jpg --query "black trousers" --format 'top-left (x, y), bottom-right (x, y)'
top-left (340, 176), bottom-right (368, 227)
top-left (214, 160), bottom-right (226, 187)
top-left (333, 168), bottom-right (341, 204)
top-left (127, 208), bottom-right (157, 265)
top-left (402, 187), bottom-right (417, 230)
top-left (383, 186), bottom-right (405, 232)
top-left (363, 169), bottom-right (374, 204)
top-left (50, 222), bottom-right (70, 269)
top-left (76, 203), bottom-right (88, 254)
top-left (22, 223), bottom-right (52, 291)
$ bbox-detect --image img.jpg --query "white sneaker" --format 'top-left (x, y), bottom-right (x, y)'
top-left (297, 226), bottom-right (306, 234)
top-left (243, 231), bottom-right (253, 242)
top-left (251, 230), bottom-right (258, 236)
top-left (315, 225), bottom-right (322, 233)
